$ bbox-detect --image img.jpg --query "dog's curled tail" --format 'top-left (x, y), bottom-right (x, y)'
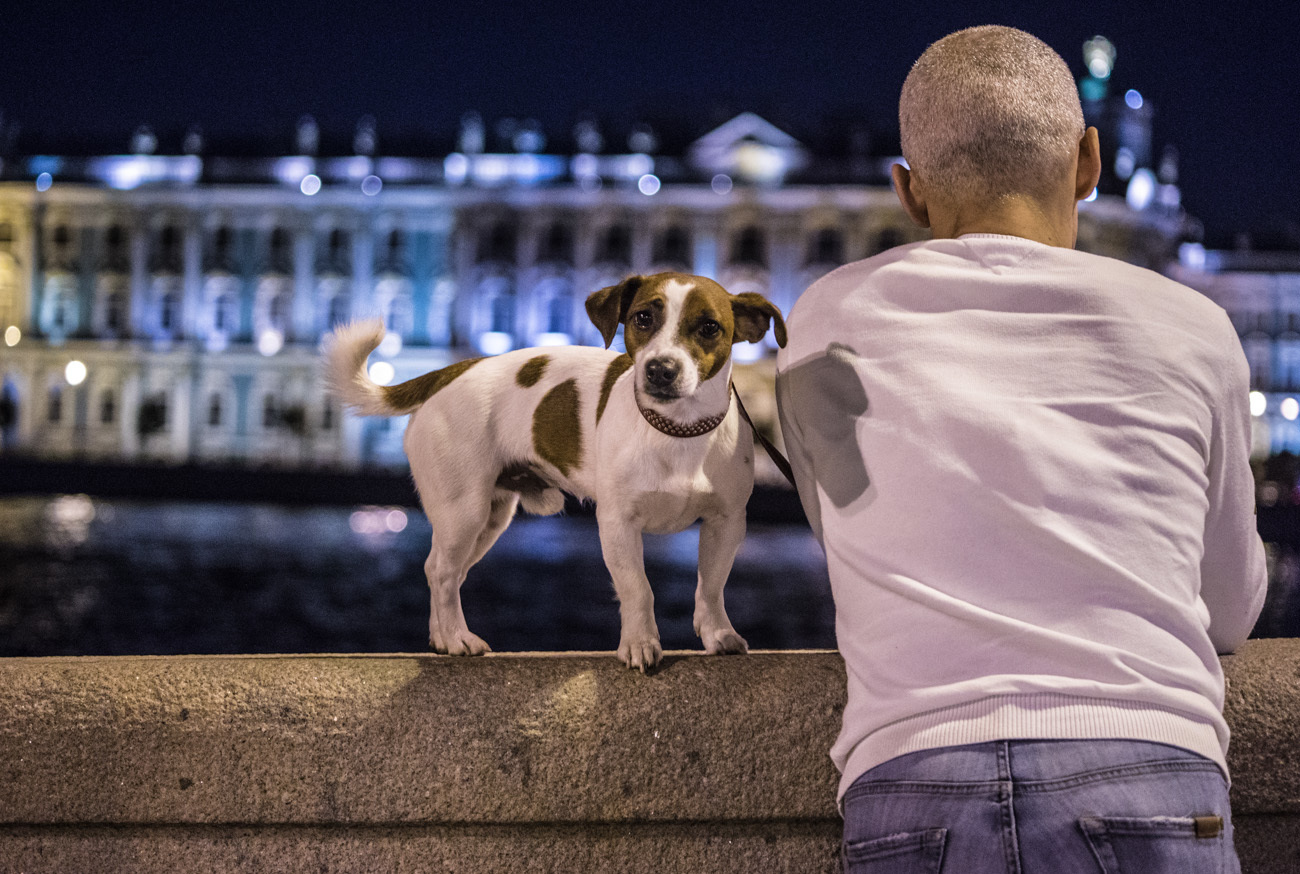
top-left (323, 319), bottom-right (401, 417)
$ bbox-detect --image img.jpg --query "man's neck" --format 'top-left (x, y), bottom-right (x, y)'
top-left (928, 194), bottom-right (1077, 249)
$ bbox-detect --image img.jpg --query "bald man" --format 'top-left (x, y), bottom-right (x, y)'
top-left (776, 26), bottom-right (1264, 872)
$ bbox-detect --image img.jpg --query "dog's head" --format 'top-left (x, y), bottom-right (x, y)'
top-left (586, 272), bottom-right (787, 402)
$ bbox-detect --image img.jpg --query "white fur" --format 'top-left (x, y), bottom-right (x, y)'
top-left (323, 277), bottom-right (773, 671)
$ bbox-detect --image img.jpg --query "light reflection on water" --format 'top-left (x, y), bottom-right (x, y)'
top-left (0, 495), bottom-right (836, 657)
top-left (4, 495), bottom-right (1294, 657)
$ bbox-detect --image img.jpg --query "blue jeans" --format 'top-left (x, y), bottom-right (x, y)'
top-left (841, 739), bottom-right (1239, 873)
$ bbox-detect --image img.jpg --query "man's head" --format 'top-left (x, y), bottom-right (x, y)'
top-left (892, 26), bottom-right (1100, 246)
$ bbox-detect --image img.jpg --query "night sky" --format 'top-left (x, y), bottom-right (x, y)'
top-left (3, 1), bottom-right (1297, 244)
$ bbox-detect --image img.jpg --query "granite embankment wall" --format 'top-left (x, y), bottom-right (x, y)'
top-left (1, 642), bottom-right (1298, 873)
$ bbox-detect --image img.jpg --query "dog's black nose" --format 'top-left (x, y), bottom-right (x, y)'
top-left (645, 358), bottom-right (679, 388)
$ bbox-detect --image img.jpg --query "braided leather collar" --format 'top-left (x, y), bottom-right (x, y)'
top-left (637, 386), bottom-right (732, 438)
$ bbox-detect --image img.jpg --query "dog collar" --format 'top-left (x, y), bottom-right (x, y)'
top-left (636, 387), bottom-right (732, 438)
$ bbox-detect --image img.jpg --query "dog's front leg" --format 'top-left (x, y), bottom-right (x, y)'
top-left (694, 511), bottom-right (749, 655)
top-left (597, 510), bottom-right (662, 672)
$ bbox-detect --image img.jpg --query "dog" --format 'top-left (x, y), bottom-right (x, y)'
top-left (324, 272), bottom-right (786, 670)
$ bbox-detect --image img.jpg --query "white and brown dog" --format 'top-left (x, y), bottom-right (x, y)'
top-left (324, 272), bottom-right (786, 670)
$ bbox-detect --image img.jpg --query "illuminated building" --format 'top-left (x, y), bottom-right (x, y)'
top-left (0, 112), bottom-right (1191, 468)
top-left (1168, 246), bottom-right (1300, 456)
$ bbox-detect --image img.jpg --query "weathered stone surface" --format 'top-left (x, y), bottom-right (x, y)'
top-left (0, 651), bottom-right (845, 825)
top-left (0, 640), bottom-right (1296, 873)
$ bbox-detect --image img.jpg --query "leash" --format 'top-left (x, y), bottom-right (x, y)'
top-left (731, 384), bottom-right (797, 489)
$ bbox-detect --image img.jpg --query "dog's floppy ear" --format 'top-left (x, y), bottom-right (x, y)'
top-left (732, 292), bottom-right (788, 348)
top-left (586, 275), bottom-right (646, 348)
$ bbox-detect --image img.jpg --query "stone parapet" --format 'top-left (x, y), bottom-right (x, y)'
top-left (1, 641), bottom-right (1297, 872)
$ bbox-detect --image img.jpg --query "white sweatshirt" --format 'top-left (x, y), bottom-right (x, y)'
top-left (775, 235), bottom-right (1268, 802)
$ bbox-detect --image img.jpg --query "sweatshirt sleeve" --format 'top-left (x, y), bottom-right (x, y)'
top-left (1200, 316), bottom-right (1268, 654)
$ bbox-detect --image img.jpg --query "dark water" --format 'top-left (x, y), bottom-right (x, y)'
top-left (1, 495), bottom-right (1295, 658)
top-left (0, 495), bottom-right (836, 656)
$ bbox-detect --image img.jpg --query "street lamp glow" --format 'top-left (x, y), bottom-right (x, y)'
top-left (368, 361), bottom-right (395, 386)
top-left (257, 329), bottom-right (284, 357)
top-left (637, 174), bottom-right (661, 195)
top-left (35, 172), bottom-right (53, 192)
top-left (1282, 397), bottom-right (1299, 421)
top-left (65, 360), bottom-right (87, 386)
top-left (1250, 391), bottom-right (1267, 418)
top-left (300, 174), bottom-right (322, 196)
top-left (3, 326), bottom-right (19, 346)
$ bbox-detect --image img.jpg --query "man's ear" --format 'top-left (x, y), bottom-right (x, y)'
top-left (891, 162), bottom-right (931, 229)
top-left (732, 292), bottom-right (788, 348)
top-left (585, 275), bottom-right (645, 348)
top-left (1075, 127), bottom-right (1102, 202)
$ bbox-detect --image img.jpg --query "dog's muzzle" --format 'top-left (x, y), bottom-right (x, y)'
top-left (643, 356), bottom-right (682, 399)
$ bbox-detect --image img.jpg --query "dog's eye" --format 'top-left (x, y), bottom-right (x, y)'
top-left (699, 320), bottom-right (722, 339)
top-left (632, 311), bottom-right (654, 331)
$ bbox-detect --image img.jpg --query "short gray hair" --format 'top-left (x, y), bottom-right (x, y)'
top-left (900, 26), bottom-right (1085, 201)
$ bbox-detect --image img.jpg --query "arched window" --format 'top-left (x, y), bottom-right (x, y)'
top-left (213, 294), bottom-right (235, 333)
top-left (208, 393), bottom-right (223, 428)
top-left (263, 394), bottom-right (279, 429)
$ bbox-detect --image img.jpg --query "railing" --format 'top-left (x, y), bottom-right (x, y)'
top-left (1, 641), bottom-right (1297, 873)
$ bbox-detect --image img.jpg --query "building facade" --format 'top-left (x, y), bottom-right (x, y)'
top-left (0, 113), bottom-right (1193, 470)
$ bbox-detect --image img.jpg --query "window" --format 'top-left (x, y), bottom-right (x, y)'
top-left (807, 228), bottom-right (843, 265)
top-left (652, 226), bottom-right (691, 266)
top-left (213, 294), bottom-right (234, 333)
top-left (477, 222), bottom-right (516, 263)
top-left (47, 385), bottom-right (62, 423)
top-left (491, 295), bottom-right (515, 334)
top-left (268, 293), bottom-right (289, 331)
top-left (327, 294), bottom-right (350, 328)
top-left (100, 391), bottom-right (116, 425)
top-left (105, 292), bottom-right (126, 333)
top-left (263, 394), bottom-right (278, 428)
top-left (208, 394), bottom-right (223, 428)
top-left (538, 222), bottom-right (573, 264)
top-left (597, 224), bottom-right (631, 264)
top-left (160, 292), bottom-right (180, 334)
top-left (268, 228), bottom-right (293, 274)
top-left (731, 226), bottom-right (766, 267)
top-left (874, 228), bottom-right (904, 253)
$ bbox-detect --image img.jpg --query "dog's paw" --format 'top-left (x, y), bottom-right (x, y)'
top-left (700, 625), bottom-right (749, 656)
top-left (617, 635), bottom-right (663, 673)
top-left (430, 628), bottom-right (491, 656)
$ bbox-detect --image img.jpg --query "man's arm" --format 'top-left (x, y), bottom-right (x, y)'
top-left (1201, 322), bottom-right (1268, 654)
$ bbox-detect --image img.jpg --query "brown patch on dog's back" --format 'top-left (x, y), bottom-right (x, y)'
top-left (383, 357), bottom-right (483, 410)
top-left (516, 355), bottom-right (550, 388)
top-left (533, 378), bottom-right (583, 476)
top-left (678, 285), bottom-right (733, 382)
top-left (597, 354), bottom-right (633, 424)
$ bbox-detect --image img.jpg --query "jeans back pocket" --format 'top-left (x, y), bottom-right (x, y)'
top-left (843, 827), bottom-right (947, 873)
top-left (1079, 815), bottom-right (1226, 874)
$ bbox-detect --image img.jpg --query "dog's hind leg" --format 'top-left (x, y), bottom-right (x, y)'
top-left (423, 493), bottom-right (514, 656)
top-left (694, 511), bottom-right (749, 655)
